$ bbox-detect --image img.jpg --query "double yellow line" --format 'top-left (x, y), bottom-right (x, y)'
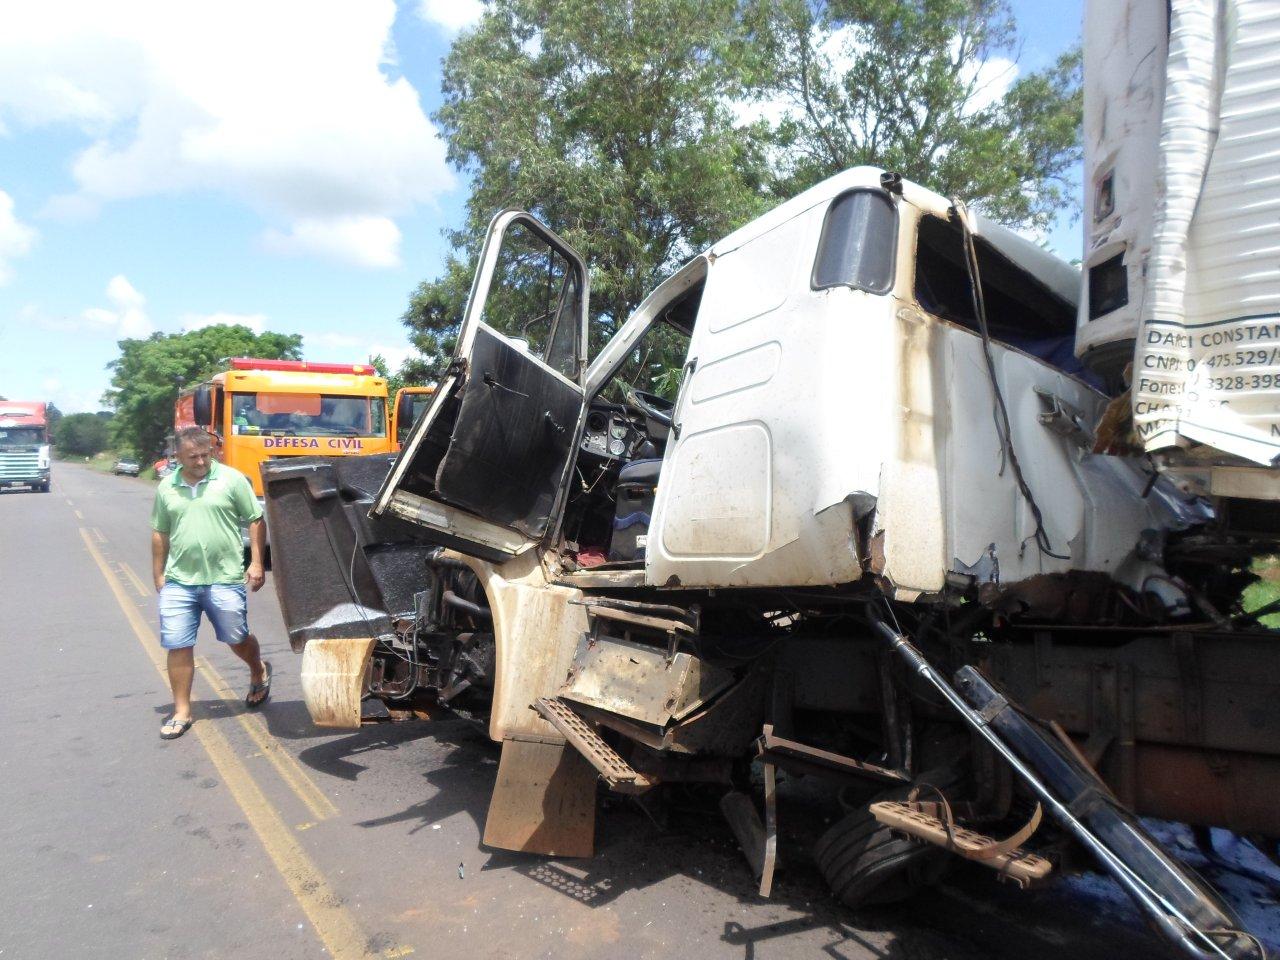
top-left (80, 526), bottom-right (402, 960)
top-left (109, 551), bottom-right (337, 822)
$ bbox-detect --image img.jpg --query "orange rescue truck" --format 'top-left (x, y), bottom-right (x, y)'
top-left (176, 358), bottom-right (396, 498)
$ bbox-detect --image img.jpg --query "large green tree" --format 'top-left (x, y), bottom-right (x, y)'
top-left (401, 0), bottom-right (771, 378)
top-left (54, 412), bottom-right (110, 457)
top-left (103, 325), bottom-right (303, 458)
top-left (403, 0), bottom-right (1081, 379)
top-left (741, 0), bottom-right (1081, 230)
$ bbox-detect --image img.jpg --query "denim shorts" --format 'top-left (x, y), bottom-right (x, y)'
top-left (159, 582), bottom-right (249, 650)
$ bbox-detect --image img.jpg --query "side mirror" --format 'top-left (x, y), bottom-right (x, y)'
top-left (395, 391), bottom-right (416, 443)
top-left (192, 385), bottom-right (213, 427)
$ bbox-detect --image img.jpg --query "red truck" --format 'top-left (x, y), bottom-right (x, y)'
top-left (0, 401), bottom-right (51, 492)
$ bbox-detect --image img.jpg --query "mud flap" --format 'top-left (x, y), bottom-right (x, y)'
top-left (300, 637), bottom-right (376, 729)
top-left (482, 737), bottom-right (597, 858)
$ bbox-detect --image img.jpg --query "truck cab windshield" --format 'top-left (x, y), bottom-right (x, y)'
top-left (231, 393), bottom-right (386, 437)
top-left (0, 427), bottom-right (45, 446)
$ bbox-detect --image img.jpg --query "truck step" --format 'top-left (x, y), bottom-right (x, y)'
top-left (535, 696), bottom-right (654, 794)
top-left (870, 800), bottom-right (1053, 887)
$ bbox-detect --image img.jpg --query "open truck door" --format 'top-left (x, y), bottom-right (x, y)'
top-left (372, 211), bottom-right (589, 560)
top-left (391, 385), bottom-right (436, 449)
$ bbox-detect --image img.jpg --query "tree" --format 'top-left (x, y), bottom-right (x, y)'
top-left (103, 325), bottom-right (303, 458)
top-left (45, 402), bottom-right (63, 433)
top-left (402, 0), bottom-right (772, 375)
top-left (741, 0), bottom-right (1081, 232)
top-left (404, 0), bottom-right (1080, 377)
top-left (54, 412), bottom-right (110, 457)
top-left (368, 353), bottom-right (406, 395)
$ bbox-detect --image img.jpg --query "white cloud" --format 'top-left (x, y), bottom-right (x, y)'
top-left (262, 216), bottom-right (402, 269)
top-left (960, 51), bottom-right (1018, 116)
top-left (417, 0), bottom-right (484, 33)
top-left (180, 311), bottom-right (267, 334)
top-left (39, 193), bottom-right (100, 222)
top-left (368, 340), bottom-right (414, 371)
top-left (79, 274), bottom-right (151, 338)
top-left (730, 25), bottom-right (1019, 131)
top-left (304, 331), bottom-right (364, 353)
top-left (0, 1), bottom-right (454, 267)
top-left (302, 330), bottom-right (415, 372)
top-left (32, 367), bottom-right (105, 414)
top-left (0, 189), bottom-right (37, 285)
top-left (46, 383), bottom-right (106, 415)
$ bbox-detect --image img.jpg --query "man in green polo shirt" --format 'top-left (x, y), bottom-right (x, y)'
top-left (150, 427), bottom-right (270, 740)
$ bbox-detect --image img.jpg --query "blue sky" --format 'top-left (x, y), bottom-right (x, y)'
top-left (0, 0), bottom-right (1082, 414)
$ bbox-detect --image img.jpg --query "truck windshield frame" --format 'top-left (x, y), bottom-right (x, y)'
top-left (811, 189), bottom-right (898, 295)
top-left (0, 427), bottom-right (46, 446)
top-left (230, 392), bottom-right (387, 438)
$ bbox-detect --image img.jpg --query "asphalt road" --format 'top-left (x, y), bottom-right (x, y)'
top-left (0, 463), bottom-right (1210, 960)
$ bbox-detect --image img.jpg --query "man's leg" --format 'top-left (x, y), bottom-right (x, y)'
top-left (158, 582), bottom-right (200, 727)
top-left (226, 631), bottom-right (266, 687)
top-left (167, 647), bottom-right (195, 722)
top-left (204, 584), bottom-right (267, 701)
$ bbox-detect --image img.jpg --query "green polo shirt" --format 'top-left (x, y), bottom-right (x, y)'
top-left (150, 461), bottom-right (263, 585)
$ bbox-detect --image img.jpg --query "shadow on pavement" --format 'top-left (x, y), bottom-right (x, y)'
top-left (152, 698), bottom-right (236, 720)
top-left (348, 726), bottom-right (499, 836)
top-left (299, 716), bottom-right (494, 785)
top-left (170, 687), bottom-right (1178, 960)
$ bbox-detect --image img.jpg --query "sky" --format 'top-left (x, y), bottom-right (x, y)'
top-left (0, 0), bottom-right (1082, 414)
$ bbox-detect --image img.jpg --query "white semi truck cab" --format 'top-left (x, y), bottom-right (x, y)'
top-left (263, 162), bottom-right (1280, 956)
top-left (0, 401), bottom-right (51, 493)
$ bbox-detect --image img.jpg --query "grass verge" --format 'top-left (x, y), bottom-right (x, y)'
top-left (1244, 555), bottom-right (1280, 629)
top-left (58, 449), bottom-right (159, 482)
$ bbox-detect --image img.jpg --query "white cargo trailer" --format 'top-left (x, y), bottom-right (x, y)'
top-left (1080, 0), bottom-right (1280, 497)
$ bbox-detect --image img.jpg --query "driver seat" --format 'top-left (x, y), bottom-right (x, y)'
top-left (608, 458), bottom-right (662, 562)
top-left (617, 457), bottom-right (661, 486)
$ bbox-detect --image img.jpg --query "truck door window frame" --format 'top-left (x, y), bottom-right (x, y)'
top-left (372, 210), bottom-right (591, 551)
top-left (459, 212), bottom-right (590, 390)
top-left (913, 214), bottom-right (1075, 342)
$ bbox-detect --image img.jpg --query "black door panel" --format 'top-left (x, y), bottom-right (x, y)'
top-left (434, 326), bottom-right (581, 538)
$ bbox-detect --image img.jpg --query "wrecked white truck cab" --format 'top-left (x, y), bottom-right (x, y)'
top-left (380, 168), bottom-right (1197, 598)
top-left (264, 168), bottom-right (1277, 959)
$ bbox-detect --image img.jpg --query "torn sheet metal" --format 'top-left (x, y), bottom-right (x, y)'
top-left (560, 632), bottom-right (734, 729)
top-left (1128, 0), bottom-right (1280, 465)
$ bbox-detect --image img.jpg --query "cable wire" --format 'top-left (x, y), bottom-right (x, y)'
top-left (952, 201), bottom-right (1069, 561)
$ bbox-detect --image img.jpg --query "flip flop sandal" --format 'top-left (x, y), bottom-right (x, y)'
top-left (160, 716), bottom-right (193, 740)
top-left (246, 661), bottom-right (272, 709)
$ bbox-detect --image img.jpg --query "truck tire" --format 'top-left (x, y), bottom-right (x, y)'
top-left (815, 790), bottom-right (949, 909)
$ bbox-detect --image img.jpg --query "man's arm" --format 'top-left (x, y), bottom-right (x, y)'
top-left (246, 518), bottom-right (266, 592)
top-left (230, 473), bottom-right (266, 592)
top-left (152, 530), bottom-right (169, 592)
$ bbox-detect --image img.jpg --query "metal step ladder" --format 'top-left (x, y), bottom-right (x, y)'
top-left (535, 696), bottom-right (655, 794)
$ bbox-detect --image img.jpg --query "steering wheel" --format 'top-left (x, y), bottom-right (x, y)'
top-left (620, 384), bottom-right (675, 427)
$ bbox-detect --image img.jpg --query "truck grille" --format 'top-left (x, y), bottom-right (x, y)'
top-left (0, 451), bottom-right (40, 479)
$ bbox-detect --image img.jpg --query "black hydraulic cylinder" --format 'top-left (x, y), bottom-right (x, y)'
top-left (869, 611), bottom-right (1259, 960)
top-left (954, 666), bottom-right (1247, 950)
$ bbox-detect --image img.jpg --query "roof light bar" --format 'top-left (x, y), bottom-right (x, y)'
top-left (229, 357), bottom-right (376, 376)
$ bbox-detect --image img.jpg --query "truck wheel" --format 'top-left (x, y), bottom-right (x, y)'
top-left (815, 790), bottom-right (949, 909)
